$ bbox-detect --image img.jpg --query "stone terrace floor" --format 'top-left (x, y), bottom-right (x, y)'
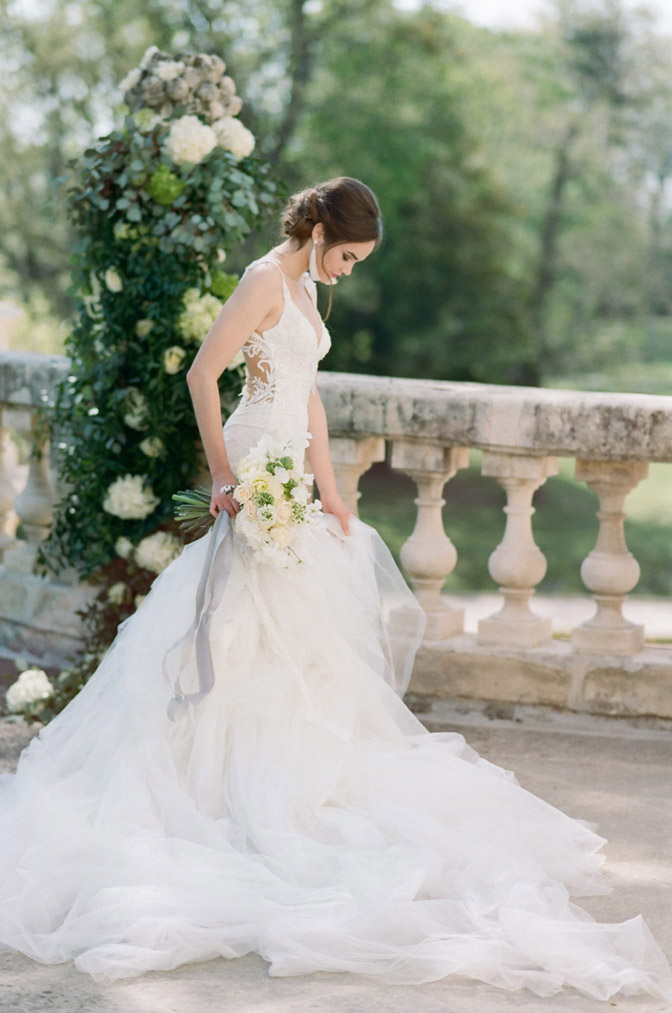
top-left (1, 700), bottom-right (671, 1013)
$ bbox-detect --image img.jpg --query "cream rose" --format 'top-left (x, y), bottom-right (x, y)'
top-left (105, 267), bottom-right (123, 292)
top-left (164, 345), bottom-right (187, 374)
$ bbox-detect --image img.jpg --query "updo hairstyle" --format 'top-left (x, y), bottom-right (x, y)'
top-left (280, 177), bottom-right (382, 317)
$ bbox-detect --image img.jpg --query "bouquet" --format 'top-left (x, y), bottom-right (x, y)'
top-left (172, 432), bottom-right (322, 566)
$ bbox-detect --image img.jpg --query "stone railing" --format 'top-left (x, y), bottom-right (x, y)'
top-left (2, 350), bottom-right (671, 717)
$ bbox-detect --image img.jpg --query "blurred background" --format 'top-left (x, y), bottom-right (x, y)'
top-left (1, 0), bottom-right (671, 600)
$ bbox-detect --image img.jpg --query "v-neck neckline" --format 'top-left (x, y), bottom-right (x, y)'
top-left (265, 252), bottom-right (324, 349)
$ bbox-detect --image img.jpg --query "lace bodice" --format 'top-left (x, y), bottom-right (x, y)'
top-left (224, 253), bottom-right (332, 444)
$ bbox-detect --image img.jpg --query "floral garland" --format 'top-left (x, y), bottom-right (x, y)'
top-left (18, 47), bottom-right (281, 724)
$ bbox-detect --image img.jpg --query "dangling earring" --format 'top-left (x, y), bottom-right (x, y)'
top-left (309, 237), bottom-right (320, 282)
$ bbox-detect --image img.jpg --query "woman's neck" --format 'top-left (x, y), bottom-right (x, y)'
top-left (270, 240), bottom-right (310, 281)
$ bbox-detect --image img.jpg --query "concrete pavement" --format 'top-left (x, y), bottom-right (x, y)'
top-left (0, 705), bottom-right (671, 1013)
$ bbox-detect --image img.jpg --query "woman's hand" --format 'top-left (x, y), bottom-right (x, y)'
top-left (210, 469), bottom-right (241, 520)
top-left (319, 490), bottom-right (354, 536)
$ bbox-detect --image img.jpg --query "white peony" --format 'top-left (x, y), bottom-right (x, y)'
top-left (122, 387), bottom-right (150, 431)
top-left (179, 289), bottom-right (222, 342)
top-left (103, 474), bottom-right (160, 520)
top-left (139, 435), bottom-right (165, 458)
top-left (157, 60), bottom-right (185, 82)
top-left (5, 669), bottom-right (54, 713)
top-left (212, 116), bottom-right (255, 160)
top-left (115, 535), bottom-right (134, 559)
top-left (135, 318), bottom-right (155, 338)
top-left (120, 67), bottom-right (141, 93)
top-left (134, 530), bottom-right (183, 574)
top-left (107, 581), bottom-right (127, 605)
top-left (164, 115), bottom-right (217, 165)
top-left (163, 345), bottom-right (187, 373)
top-left (105, 267), bottom-right (123, 292)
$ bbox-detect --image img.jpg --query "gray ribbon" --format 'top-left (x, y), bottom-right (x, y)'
top-left (163, 508), bottom-right (235, 722)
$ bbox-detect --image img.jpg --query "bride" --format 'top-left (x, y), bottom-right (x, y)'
top-left (1, 176), bottom-right (671, 1002)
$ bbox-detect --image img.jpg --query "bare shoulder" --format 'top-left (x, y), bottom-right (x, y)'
top-left (238, 260), bottom-right (283, 299)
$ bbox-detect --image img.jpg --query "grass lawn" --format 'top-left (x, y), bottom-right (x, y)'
top-left (358, 451), bottom-right (672, 597)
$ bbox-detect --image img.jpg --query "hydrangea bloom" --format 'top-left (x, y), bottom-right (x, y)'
top-left (5, 669), bottom-right (54, 714)
top-left (103, 474), bottom-right (160, 520)
top-left (134, 531), bottom-right (183, 574)
top-left (164, 115), bottom-right (217, 165)
top-left (212, 116), bottom-right (255, 160)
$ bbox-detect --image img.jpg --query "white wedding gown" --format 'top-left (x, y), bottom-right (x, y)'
top-left (1, 253), bottom-right (671, 1002)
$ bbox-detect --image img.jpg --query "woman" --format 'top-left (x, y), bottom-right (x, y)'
top-left (1, 176), bottom-right (671, 1002)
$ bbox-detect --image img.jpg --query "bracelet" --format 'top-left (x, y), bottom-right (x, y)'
top-left (219, 484), bottom-right (236, 496)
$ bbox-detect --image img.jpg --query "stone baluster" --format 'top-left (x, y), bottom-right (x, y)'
top-left (478, 452), bottom-right (558, 647)
top-left (328, 435), bottom-right (386, 516)
top-left (0, 407), bottom-right (19, 557)
top-left (390, 440), bottom-right (469, 640)
top-left (11, 407), bottom-right (55, 548)
top-left (571, 459), bottom-right (648, 656)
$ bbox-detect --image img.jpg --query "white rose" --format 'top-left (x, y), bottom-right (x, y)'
top-left (269, 525), bottom-right (291, 547)
top-left (164, 345), bottom-right (187, 373)
top-left (103, 474), bottom-right (160, 520)
top-left (134, 530), bottom-right (183, 574)
top-left (134, 593), bottom-right (147, 608)
top-left (139, 435), bottom-right (164, 458)
top-left (5, 669), bottom-right (54, 713)
top-left (275, 501), bottom-right (291, 524)
top-left (115, 536), bottom-right (134, 559)
top-left (120, 67), bottom-right (141, 93)
top-left (104, 267), bottom-right (123, 292)
top-left (164, 115), bottom-right (217, 165)
top-left (212, 116), bottom-right (255, 160)
top-left (122, 387), bottom-right (150, 431)
top-left (107, 581), bottom-right (127, 605)
top-left (233, 484), bottom-right (249, 503)
top-left (157, 60), bottom-right (185, 82)
top-left (135, 318), bottom-right (155, 338)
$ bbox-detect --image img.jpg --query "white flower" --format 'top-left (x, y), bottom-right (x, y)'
top-left (120, 67), bottom-right (141, 93)
top-left (139, 435), bottom-right (164, 458)
top-left (212, 116), bottom-right (255, 160)
top-left (104, 267), bottom-right (123, 293)
top-left (178, 289), bottom-right (222, 342)
top-left (6, 669), bottom-right (54, 713)
top-left (115, 536), bottom-right (134, 559)
top-left (273, 466), bottom-right (290, 484)
top-left (122, 387), bottom-right (150, 431)
top-left (140, 45), bottom-right (159, 69)
top-left (269, 525), bottom-right (291, 547)
top-left (257, 504), bottom-right (277, 527)
top-left (163, 345), bottom-right (187, 373)
top-left (107, 581), bottom-right (127, 605)
top-left (164, 115), bottom-right (217, 165)
top-left (134, 593), bottom-right (147, 608)
top-left (134, 530), bottom-right (183, 574)
top-left (217, 248), bottom-right (226, 263)
top-left (157, 60), bottom-right (185, 82)
top-left (103, 474), bottom-right (160, 520)
top-left (135, 318), bottom-right (155, 338)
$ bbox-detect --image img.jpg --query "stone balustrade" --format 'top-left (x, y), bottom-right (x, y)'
top-left (1, 350), bottom-right (671, 717)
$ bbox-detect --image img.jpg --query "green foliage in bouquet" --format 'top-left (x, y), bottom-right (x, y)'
top-left (27, 46), bottom-right (282, 722)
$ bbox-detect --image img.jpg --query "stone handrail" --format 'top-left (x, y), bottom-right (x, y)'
top-left (1, 350), bottom-right (671, 717)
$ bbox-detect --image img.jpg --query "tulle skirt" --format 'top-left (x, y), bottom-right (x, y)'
top-left (1, 428), bottom-right (671, 1001)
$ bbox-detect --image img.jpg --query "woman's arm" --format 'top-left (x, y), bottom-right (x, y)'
top-left (306, 382), bottom-right (353, 536)
top-left (186, 263), bottom-right (282, 518)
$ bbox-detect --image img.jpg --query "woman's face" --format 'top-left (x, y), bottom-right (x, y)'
top-left (312, 228), bottom-right (377, 285)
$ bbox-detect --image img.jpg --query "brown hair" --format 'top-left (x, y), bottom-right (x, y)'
top-left (281, 177), bottom-right (382, 318)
